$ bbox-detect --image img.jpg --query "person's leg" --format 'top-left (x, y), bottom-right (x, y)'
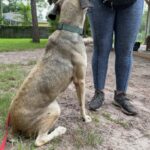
top-left (113, 0), bottom-right (144, 115)
top-left (114, 0), bottom-right (144, 92)
top-left (88, 0), bottom-right (115, 110)
top-left (88, 0), bottom-right (115, 90)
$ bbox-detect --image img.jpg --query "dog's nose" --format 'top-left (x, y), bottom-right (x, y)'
top-left (47, 3), bottom-right (59, 20)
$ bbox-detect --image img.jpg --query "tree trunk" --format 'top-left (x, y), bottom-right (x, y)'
top-left (0, 0), bottom-right (3, 25)
top-left (145, 5), bottom-right (150, 37)
top-left (147, 5), bottom-right (150, 36)
top-left (30, 0), bottom-right (40, 43)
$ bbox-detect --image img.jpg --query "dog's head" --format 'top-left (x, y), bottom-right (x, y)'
top-left (59, 0), bottom-right (91, 28)
top-left (47, 0), bottom-right (91, 23)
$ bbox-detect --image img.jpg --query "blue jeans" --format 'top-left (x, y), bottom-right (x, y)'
top-left (88, 0), bottom-right (144, 92)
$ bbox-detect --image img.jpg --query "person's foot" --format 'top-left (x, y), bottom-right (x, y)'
top-left (113, 91), bottom-right (137, 116)
top-left (89, 90), bottom-right (104, 111)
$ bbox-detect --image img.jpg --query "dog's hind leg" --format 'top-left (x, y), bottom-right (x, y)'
top-left (35, 100), bottom-right (66, 147)
top-left (73, 65), bottom-right (92, 123)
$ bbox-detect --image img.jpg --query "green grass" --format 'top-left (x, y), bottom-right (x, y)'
top-left (0, 64), bottom-right (25, 90)
top-left (92, 114), bottom-right (100, 124)
top-left (73, 128), bottom-right (103, 149)
top-left (102, 112), bottom-right (129, 129)
top-left (16, 139), bottom-right (36, 150)
top-left (14, 137), bottom-right (62, 150)
top-left (0, 38), bottom-right (48, 52)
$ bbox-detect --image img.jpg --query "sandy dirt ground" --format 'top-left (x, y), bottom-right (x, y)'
top-left (0, 45), bottom-right (150, 150)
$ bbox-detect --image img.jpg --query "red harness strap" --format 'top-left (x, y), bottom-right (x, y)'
top-left (0, 113), bottom-right (11, 150)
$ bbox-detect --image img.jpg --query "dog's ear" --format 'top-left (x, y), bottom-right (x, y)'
top-left (80, 0), bottom-right (93, 9)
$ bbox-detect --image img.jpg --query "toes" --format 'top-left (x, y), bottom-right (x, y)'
top-left (57, 126), bottom-right (67, 134)
top-left (35, 140), bottom-right (45, 147)
top-left (83, 115), bottom-right (92, 123)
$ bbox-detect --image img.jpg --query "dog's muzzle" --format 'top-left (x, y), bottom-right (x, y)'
top-left (47, 3), bottom-right (60, 20)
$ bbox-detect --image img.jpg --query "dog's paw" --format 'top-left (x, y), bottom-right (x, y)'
top-left (35, 138), bottom-right (46, 147)
top-left (56, 126), bottom-right (67, 135)
top-left (83, 115), bottom-right (92, 123)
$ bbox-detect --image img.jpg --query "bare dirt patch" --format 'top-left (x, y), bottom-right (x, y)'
top-left (0, 45), bottom-right (150, 150)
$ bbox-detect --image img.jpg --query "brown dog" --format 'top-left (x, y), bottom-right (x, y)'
top-left (9, 0), bottom-right (92, 147)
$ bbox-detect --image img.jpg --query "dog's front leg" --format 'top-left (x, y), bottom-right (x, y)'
top-left (73, 66), bottom-right (92, 123)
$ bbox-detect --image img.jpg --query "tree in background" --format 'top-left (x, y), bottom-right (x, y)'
top-left (7, 0), bottom-right (19, 11)
top-left (84, 16), bottom-right (91, 37)
top-left (145, 0), bottom-right (150, 50)
top-left (145, 0), bottom-right (150, 36)
top-left (2, 0), bottom-right (31, 26)
top-left (18, 2), bottom-right (31, 26)
top-left (30, 0), bottom-right (40, 43)
top-left (0, 0), bottom-right (3, 24)
top-left (138, 10), bottom-right (147, 42)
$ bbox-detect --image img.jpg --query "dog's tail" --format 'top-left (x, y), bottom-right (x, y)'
top-left (0, 113), bottom-right (11, 150)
